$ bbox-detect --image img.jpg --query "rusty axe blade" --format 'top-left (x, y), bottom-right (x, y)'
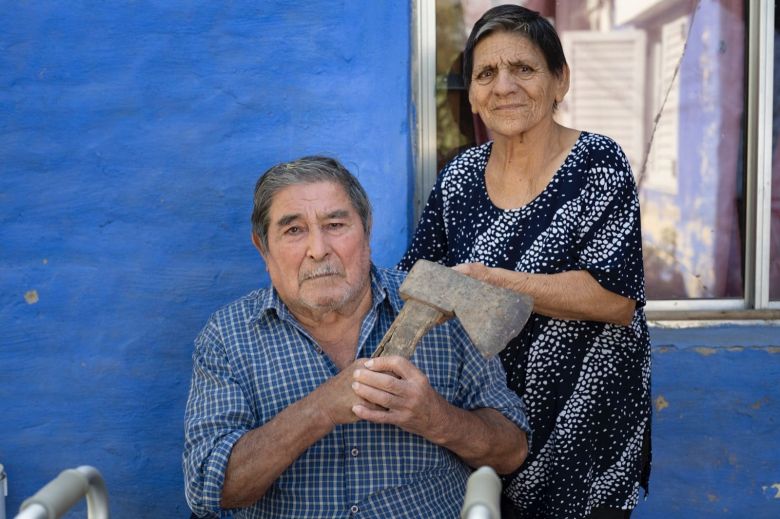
top-left (373, 259), bottom-right (534, 359)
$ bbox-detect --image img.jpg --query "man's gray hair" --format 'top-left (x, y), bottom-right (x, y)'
top-left (251, 156), bottom-right (372, 250)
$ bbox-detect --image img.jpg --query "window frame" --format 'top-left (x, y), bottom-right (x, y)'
top-left (410, 0), bottom-right (780, 318)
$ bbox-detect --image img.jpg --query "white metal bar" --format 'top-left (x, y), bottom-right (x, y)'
top-left (460, 467), bottom-right (502, 519)
top-left (755, 0), bottom-right (775, 308)
top-left (16, 466), bottom-right (109, 519)
top-left (13, 504), bottom-right (46, 519)
top-left (645, 299), bottom-right (746, 313)
top-left (745, 0), bottom-right (774, 309)
top-left (412, 0), bottom-right (438, 222)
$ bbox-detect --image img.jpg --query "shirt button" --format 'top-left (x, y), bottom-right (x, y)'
top-left (350, 504), bottom-right (359, 514)
top-left (350, 447), bottom-right (359, 457)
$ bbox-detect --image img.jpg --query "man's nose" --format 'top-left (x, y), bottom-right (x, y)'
top-left (306, 227), bottom-right (330, 260)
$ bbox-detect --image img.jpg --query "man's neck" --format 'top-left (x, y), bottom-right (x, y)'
top-left (291, 282), bottom-right (374, 370)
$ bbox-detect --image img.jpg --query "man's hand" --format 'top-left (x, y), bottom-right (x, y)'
top-left (351, 355), bottom-right (528, 474)
top-left (350, 356), bottom-right (448, 440)
top-left (310, 358), bottom-right (386, 427)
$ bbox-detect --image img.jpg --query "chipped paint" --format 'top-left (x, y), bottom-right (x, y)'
top-left (655, 395), bottom-right (669, 412)
top-left (707, 493), bottom-right (718, 502)
top-left (751, 398), bottom-right (769, 410)
top-left (773, 484), bottom-right (780, 498)
top-left (695, 347), bottom-right (717, 356)
top-left (24, 290), bottom-right (39, 304)
top-left (727, 453), bottom-right (738, 467)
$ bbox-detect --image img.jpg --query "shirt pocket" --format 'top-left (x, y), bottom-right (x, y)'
top-left (412, 337), bottom-right (460, 403)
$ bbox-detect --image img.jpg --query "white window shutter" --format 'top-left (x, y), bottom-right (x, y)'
top-left (558, 30), bottom-right (647, 178)
top-left (644, 15), bottom-right (689, 195)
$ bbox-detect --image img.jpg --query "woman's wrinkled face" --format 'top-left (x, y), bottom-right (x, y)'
top-left (468, 31), bottom-right (568, 139)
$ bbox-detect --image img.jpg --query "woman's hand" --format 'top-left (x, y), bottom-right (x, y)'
top-left (453, 262), bottom-right (495, 284)
top-left (453, 262), bottom-right (635, 326)
top-left (454, 262), bottom-right (527, 294)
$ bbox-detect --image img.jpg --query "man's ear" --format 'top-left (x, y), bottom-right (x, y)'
top-left (251, 232), bottom-right (266, 259)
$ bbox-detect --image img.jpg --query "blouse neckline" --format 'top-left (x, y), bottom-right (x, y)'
top-left (479, 131), bottom-right (587, 213)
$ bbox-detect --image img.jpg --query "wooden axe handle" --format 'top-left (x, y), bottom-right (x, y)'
top-left (372, 300), bottom-right (450, 359)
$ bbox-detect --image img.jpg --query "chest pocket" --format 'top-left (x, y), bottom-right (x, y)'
top-left (411, 329), bottom-right (461, 404)
top-left (236, 327), bottom-right (329, 424)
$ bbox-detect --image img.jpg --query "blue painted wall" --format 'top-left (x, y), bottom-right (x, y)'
top-left (634, 325), bottom-right (780, 518)
top-left (1, 2), bottom-right (411, 517)
top-left (1, 2), bottom-right (779, 519)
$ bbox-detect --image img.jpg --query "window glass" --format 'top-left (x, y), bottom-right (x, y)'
top-left (435, 0), bottom-right (749, 300)
top-left (772, 5), bottom-right (780, 301)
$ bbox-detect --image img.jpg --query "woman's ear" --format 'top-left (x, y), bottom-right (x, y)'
top-left (556, 64), bottom-right (571, 104)
top-left (468, 85), bottom-right (478, 115)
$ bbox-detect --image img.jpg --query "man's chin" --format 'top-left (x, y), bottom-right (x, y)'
top-left (299, 289), bottom-right (350, 311)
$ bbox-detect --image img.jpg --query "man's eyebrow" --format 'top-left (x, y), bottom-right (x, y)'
top-left (275, 213), bottom-right (302, 228)
top-left (324, 209), bottom-right (350, 220)
top-left (274, 209), bottom-right (350, 228)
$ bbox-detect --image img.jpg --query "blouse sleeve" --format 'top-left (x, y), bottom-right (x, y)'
top-left (397, 172), bottom-right (449, 271)
top-left (576, 141), bottom-right (646, 307)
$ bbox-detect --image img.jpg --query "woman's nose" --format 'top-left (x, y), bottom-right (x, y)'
top-left (493, 68), bottom-right (517, 94)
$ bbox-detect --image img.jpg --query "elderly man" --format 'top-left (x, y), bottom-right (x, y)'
top-left (183, 156), bottom-right (530, 518)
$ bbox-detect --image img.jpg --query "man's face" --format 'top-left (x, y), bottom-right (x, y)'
top-left (255, 181), bottom-right (372, 319)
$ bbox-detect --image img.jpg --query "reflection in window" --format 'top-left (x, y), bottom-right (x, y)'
top-left (435, 0), bottom-right (753, 300)
top-left (772, 6), bottom-right (780, 301)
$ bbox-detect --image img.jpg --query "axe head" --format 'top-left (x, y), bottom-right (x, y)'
top-left (399, 259), bottom-right (534, 357)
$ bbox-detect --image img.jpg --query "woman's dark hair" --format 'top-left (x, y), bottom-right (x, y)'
top-left (462, 4), bottom-right (567, 92)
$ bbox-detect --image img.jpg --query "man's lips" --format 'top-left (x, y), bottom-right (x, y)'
top-left (303, 272), bottom-right (338, 280)
top-left (299, 266), bottom-right (344, 283)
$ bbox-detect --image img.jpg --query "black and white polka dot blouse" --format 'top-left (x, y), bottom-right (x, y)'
top-left (398, 132), bottom-right (652, 517)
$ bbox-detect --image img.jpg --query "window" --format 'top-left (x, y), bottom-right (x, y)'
top-left (413, 0), bottom-right (780, 315)
top-left (770, 1), bottom-right (780, 301)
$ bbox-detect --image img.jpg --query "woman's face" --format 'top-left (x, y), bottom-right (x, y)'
top-left (468, 31), bottom-right (568, 139)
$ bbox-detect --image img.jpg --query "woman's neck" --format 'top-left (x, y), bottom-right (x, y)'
top-left (489, 120), bottom-right (568, 179)
top-left (485, 122), bottom-right (580, 209)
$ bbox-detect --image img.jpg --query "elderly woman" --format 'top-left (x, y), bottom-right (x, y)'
top-left (399, 5), bottom-right (651, 519)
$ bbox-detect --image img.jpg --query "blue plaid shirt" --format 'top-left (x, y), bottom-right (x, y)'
top-left (183, 266), bottom-right (530, 518)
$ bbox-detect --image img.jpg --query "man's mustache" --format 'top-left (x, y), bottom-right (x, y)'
top-left (299, 263), bottom-right (344, 283)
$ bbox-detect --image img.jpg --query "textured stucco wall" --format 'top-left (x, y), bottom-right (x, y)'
top-left (1, 2), bottom-right (779, 519)
top-left (634, 324), bottom-right (780, 518)
top-left (1, 2), bottom-right (411, 517)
